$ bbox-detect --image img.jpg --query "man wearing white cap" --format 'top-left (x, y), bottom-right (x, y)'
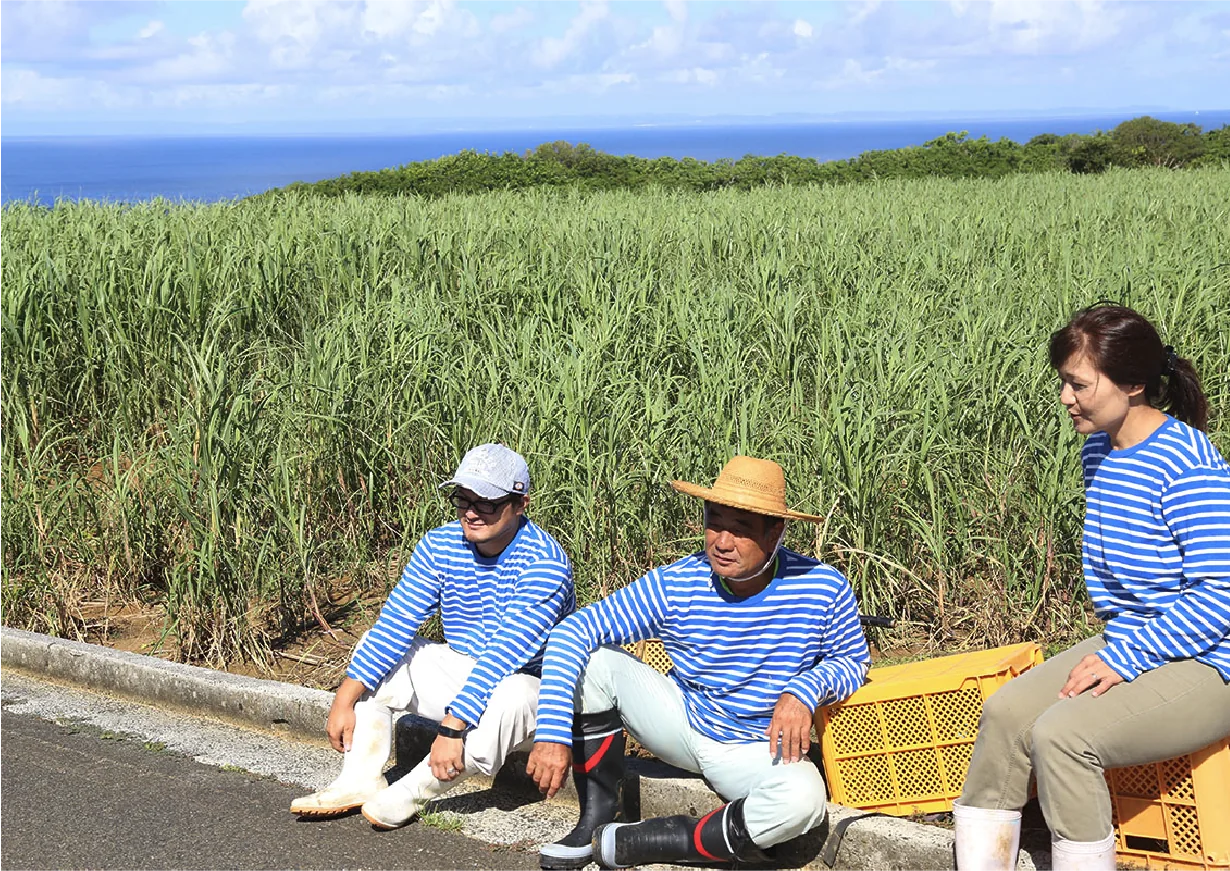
top-left (528, 456), bottom-right (870, 869)
top-left (291, 443), bottom-right (575, 829)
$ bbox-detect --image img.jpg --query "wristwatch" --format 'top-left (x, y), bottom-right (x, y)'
top-left (437, 723), bottom-right (468, 739)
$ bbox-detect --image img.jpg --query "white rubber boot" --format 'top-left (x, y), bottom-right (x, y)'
top-left (361, 756), bottom-right (477, 830)
top-left (291, 698), bottom-right (393, 817)
top-left (1050, 832), bottom-right (1116, 871)
top-left (953, 802), bottom-right (1022, 871)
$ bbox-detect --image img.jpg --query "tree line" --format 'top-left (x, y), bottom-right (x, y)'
top-left (270, 116), bottom-right (1230, 199)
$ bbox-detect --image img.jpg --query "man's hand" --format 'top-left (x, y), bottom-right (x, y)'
top-left (430, 714), bottom-right (469, 781)
top-left (326, 678), bottom-right (368, 753)
top-left (764, 692), bottom-right (813, 763)
top-left (1059, 654), bottom-right (1125, 699)
top-left (526, 741), bottom-right (572, 798)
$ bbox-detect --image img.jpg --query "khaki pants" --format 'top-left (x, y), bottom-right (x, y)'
top-left (958, 636), bottom-right (1230, 842)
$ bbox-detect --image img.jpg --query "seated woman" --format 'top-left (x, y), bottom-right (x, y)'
top-left (955, 304), bottom-right (1230, 871)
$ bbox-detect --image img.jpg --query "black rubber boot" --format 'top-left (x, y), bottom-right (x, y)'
top-left (591, 799), bottom-right (772, 869)
top-left (539, 709), bottom-right (627, 870)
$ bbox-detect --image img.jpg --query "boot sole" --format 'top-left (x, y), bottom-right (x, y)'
top-left (291, 802), bottom-right (364, 818)
top-left (362, 808), bottom-right (412, 830)
top-left (539, 851), bottom-right (593, 870)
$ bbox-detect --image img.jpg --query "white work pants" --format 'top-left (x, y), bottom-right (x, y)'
top-left (370, 635), bottom-right (539, 776)
top-left (577, 646), bottom-right (828, 848)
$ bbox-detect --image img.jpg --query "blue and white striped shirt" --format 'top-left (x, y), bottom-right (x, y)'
top-left (1082, 417), bottom-right (1230, 681)
top-left (348, 518), bottom-right (575, 727)
top-left (535, 548), bottom-right (870, 746)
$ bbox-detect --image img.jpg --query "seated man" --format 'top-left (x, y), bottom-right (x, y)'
top-left (292, 443), bottom-right (575, 829)
top-left (528, 456), bottom-right (870, 869)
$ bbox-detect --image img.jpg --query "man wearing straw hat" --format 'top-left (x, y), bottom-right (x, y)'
top-left (529, 456), bottom-right (870, 869)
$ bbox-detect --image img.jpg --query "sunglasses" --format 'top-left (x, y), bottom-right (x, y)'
top-left (449, 491), bottom-right (517, 517)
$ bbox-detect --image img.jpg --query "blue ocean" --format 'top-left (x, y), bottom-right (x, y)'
top-left (3, 111), bottom-right (1226, 206)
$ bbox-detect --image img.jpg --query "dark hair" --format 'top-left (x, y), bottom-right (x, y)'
top-left (1048, 304), bottom-right (1209, 431)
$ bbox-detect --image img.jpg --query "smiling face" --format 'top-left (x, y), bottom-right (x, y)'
top-left (1057, 352), bottom-right (1141, 437)
top-left (453, 487), bottom-right (525, 556)
top-left (703, 502), bottom-right (784, 581)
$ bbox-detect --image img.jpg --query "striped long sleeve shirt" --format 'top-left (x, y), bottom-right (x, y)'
top-left (535, 548), bottom-right (870, 746)
top-left (348, 518), bottom-right (575, 727)
top-left (1082, 416), bottom-right (1230, 681)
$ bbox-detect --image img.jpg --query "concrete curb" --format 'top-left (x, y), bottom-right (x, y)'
top-left (1, 627), bottom-right (1040, 870)
top-left (1, 626), bottom-right (333, 740)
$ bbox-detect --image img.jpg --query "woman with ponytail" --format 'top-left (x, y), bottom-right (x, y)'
top-left (954, 304), bottom-right (1230, 871)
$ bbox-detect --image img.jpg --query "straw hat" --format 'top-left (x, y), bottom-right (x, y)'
top-left (670, 456), bottom-right (822, 523)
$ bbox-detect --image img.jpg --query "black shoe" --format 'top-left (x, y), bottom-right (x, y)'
top-left (539, 709), bottom-right (627, 870)
top-left (591, 800), bottom-right (772, 869)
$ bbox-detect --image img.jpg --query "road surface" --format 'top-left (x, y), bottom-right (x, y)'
top-left (1, 673), bottom-right (545, 870)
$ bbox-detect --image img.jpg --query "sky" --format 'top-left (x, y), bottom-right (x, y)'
top-left (2, 0), bottom-right (1228, 136)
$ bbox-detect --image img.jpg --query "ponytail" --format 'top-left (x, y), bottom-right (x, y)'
top-left (1163, 356), bottom-right (1209, 431)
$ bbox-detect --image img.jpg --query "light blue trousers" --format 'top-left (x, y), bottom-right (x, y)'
top-left (576, 646), bottom-right (827, 847)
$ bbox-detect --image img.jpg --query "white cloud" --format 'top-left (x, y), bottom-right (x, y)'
top-left (362, 0), bottom-right (459, 40)
top-left (243, 1), bottom-right (361, 69)
top-left (533, 0), bottom-right (610, 69)
top-left (634, 23), bottom-right (685, 60)
top-left (158, 83), bottom-right (287, 109)
top-left (829, 58), bottom-right (882, 87)
top-left (985, 0), bottom-right (1123, 54)
top-left (885, 56), bottom-right (937, 74)
top-left (849, 1), bottom-right (882, 27)
top-left (662, 66), bottom-right (719, 85)
top-left (2, 68), bottom-right (86, 106)
top-left (2, 68), bottom-right (154, 110)
top-left (2, 1), bottom-right (1226, 131)
top-left (1, 0), bottom-right (149, 62)
top-left (141, 31), bottom-right (239, 82)
top-left (490, 6), bottom-right (533, 34)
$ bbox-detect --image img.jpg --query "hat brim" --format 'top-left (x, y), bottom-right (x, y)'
top-left (439, 475), bottom-right (512, 500)
top-left (670, 480), bottom-right (823, 523)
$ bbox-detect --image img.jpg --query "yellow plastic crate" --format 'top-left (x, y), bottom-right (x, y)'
top-left (1109, 737), bottom-right (1230, 870)
top-left (816, 642), bottom-right (1044, 816)
top-left (624, 639), bottom-right (674, 675)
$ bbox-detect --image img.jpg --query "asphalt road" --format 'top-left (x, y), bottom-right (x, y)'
top-left (0, 707), bottom-right (538, 870)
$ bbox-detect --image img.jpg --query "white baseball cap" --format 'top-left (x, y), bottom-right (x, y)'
top-left (439, 443), bottom-right (530, 499)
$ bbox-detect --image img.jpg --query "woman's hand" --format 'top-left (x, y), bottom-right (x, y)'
top-left (1059, 653), bottom-right (1125, 699)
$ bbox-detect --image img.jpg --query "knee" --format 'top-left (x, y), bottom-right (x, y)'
top-left (1031, 708), bottom-right (1097, 771)
top-left (577, 646), bottom-right (635, 710)
top-left (787, 764), bottom-right (827, 818)
top-left (743, 763), bottom-right (827, 847)
top-left (979, 683), bottom-right (1027, 740)
top-left (975, 678), bottom-right (1053, 762)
